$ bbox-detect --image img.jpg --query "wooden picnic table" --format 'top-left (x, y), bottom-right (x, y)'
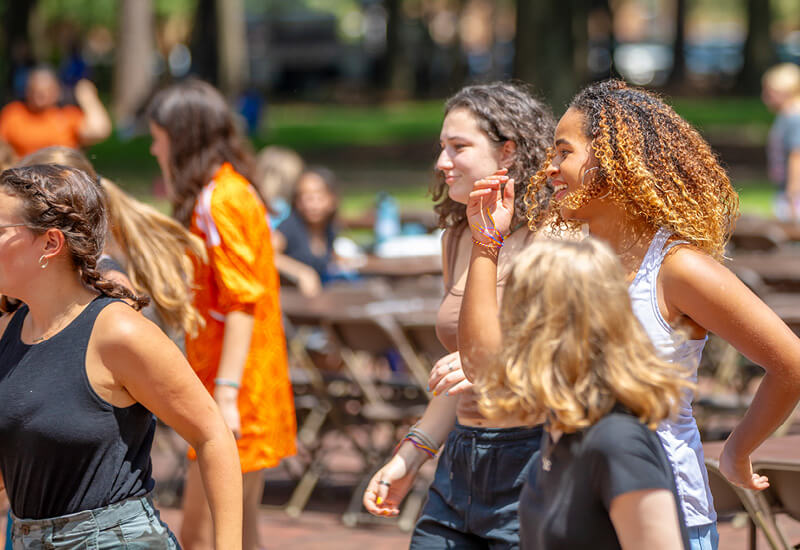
top-left (728, 251), bottom-right (800, 292)
top-left (703, 435), bottom-right (800, 465)
top-left (280, 280), bottom-right (444, 326)
top-left (356, 254), bottom-right (442, 278)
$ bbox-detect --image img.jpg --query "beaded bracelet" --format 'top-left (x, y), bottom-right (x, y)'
top-left (214, 377), bottom-right (241, 390)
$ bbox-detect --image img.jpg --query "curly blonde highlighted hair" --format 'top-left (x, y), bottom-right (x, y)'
top-left (477, 238), bottom-right (693, 433)
top-left (18, 147), bottom-right (207, 336)
top-left (525, 80), bottom-right (739, 260)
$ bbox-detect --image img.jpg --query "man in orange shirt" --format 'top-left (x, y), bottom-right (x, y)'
top-left (0, 68), bottom-right (112, 157)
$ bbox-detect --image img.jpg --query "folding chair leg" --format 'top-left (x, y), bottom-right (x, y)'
top-left (285, 458), bottom-right (324, 518)
top-left (342, 469), bottom-right (376, 527)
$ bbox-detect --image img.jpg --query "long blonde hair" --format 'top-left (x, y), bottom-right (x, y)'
top-left (478, 238), bottom-right (693, 432)
top-left (18, 146), bottom-right (207, 336)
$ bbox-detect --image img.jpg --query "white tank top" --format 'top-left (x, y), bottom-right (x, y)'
top-left (628, 227), bottom-right (716, 527)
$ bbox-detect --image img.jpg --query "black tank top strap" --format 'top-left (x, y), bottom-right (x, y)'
top-left (0, 305), bottom-right (27, 347)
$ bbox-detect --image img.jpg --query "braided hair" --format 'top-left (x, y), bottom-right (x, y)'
top-left (0, 165), bottom-right (149, 309)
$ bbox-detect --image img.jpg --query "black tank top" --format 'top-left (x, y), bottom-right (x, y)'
top-left (0, 296), bottom-right (155, 519)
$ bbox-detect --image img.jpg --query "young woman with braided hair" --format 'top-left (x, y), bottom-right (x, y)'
top-left (148, 79), bottom-right (295, 550)
top-left (461, 79), bottom-right (800, 550)
top-left (362, 82), bottom-right (556, 548)
top-left (0, 164), bottom-right (242, 549)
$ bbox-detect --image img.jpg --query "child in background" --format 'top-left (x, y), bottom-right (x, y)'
top-left (762, 63), bottom-right (800, 222)
top-left (254, 145), bottom-right (304, 229)
top-left (273, 167), bottom-right (340, 296)
top-left (478, 238), bottom-right (690, 550)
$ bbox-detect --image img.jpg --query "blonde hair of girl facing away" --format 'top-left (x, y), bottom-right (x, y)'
top-left (526, 79), bottom-right (739, 260)
top-left (17, 146), bottom-right (207, 337)
top-left (478, 238), bottom-right (693, 433)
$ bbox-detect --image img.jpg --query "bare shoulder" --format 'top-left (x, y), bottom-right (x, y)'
top-left (92, 301), bottom-right (164, 351)
top-left (660, 244), bottom-right (725, 286)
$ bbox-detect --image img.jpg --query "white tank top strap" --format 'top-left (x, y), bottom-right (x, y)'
top-left (628, 226), bottom-right (716, 528)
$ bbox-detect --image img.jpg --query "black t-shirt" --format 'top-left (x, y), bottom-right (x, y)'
top-left (520, 411), bottom-right (690, 550)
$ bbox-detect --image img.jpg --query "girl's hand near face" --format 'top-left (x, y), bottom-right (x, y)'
top-left (466, 169), bottom-right (515, 244)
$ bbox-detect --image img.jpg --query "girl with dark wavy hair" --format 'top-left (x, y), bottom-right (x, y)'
top-left (0, 165), bottom-right (242, 549)
top-left (362, 82), bottom-right (556, 548)
top-left (148, 79), bottom-right (295, 550)
top-left (461, 79), bottom-right (800, 550)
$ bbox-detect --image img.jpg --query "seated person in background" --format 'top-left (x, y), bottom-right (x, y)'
top-left (478, 238), bottom-right (691, 550)
top-left (0, 67), bottom-right (112, 157)
top-left (273, 167), bottom-right (339, 296)
top-left (763, 63), bottom-right (800, 222)
top-left (254, 145), bottom-right (304, 229)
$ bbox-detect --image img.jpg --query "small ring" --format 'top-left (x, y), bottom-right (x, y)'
top-left (448, 362), bottom-right (457, 372)
top-left (378, 480), bottom-right (391, 487)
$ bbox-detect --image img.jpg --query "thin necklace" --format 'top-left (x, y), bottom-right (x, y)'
top-left (28, 305), bottom-right (83, 343)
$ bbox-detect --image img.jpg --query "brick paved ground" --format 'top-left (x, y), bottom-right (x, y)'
top-left (3, 393), bottom-right (800, 549)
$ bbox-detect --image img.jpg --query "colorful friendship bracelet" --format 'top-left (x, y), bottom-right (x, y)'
top-left (394, 434), bottom-right (438, 459)
top-left (470, 208), bottom-right (505, 249)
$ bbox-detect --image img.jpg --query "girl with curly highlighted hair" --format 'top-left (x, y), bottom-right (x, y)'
top-left (478, 237), bottom-right (692, 549)
top-left (460, 79), bottom-right (800, 550)
top-left (362, 82), bottom-right (556, 549)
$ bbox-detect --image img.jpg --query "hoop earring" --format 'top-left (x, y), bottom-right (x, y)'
top-left (582, 166), bottom-right (611, 200)
top-left (39, 255), bottom-right (48, 269)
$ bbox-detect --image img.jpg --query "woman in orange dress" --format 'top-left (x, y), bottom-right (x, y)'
top-left (148, 79), bottom-right (296, 550)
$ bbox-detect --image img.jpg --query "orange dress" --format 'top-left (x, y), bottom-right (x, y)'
top-left (186, 163), bottom-right (296, 472)
top-left (0, 101), bottom-right (84, 156)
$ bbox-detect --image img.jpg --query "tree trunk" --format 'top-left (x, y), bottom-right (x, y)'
top-left (2, 0), bottom-right (36, 102)
top-left (514, 0), bottom-right (577, 112)
top-left (216, 0), bottom-right (249, 98)
top-left (737, 0), bottom-right (772, 93)
top-left (668, 0), bottom-right (687, 87)
top-left (190, 0), bottom-right (218, 84)
top-left (112, 0), bottom-right (155, 125)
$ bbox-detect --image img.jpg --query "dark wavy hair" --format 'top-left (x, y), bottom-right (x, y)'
top-left (526, 79), bottom-right (739, 259)
top-left (0, 165), bottom-right (148, 310)
top-left (148, 79), bottom-right (257, 227)
top-left (432, 82), bottom-right (555, 229)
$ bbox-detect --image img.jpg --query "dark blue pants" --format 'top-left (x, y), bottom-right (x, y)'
top-left (410, 423), bottom-right (543, 550)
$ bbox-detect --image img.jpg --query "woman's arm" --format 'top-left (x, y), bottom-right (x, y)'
top-left (458, 170), bottom-right (513, 381)
top-left (786, 150), bottom-right (800, 220)
top-left (610, 489), bottom-right (685, 550)
top-left (74, 79), bottom-right (112, 145)
top-left (364, 386), bottom-right (459, 516)
top-left (663, 248), bottom-right (800, 489)
top-left (95, 304), bottom-right (243, 549)
top-left (273, 254), bottom-right (322, 297)
top-left (214, 310), bottom-right (255, 439)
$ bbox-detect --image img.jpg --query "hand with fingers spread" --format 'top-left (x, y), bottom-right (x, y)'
top-left (363, 448), bottom-right (424, 517)
top-left (428, 351), bottom-right (473, 397)
top-left (466, 168), bottom-right (515, 247)
top-left (719, 443), bottom-right (770, 491)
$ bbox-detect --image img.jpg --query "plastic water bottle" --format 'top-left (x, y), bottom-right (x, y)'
top-left (374, 192), bottom-right (401, 245)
